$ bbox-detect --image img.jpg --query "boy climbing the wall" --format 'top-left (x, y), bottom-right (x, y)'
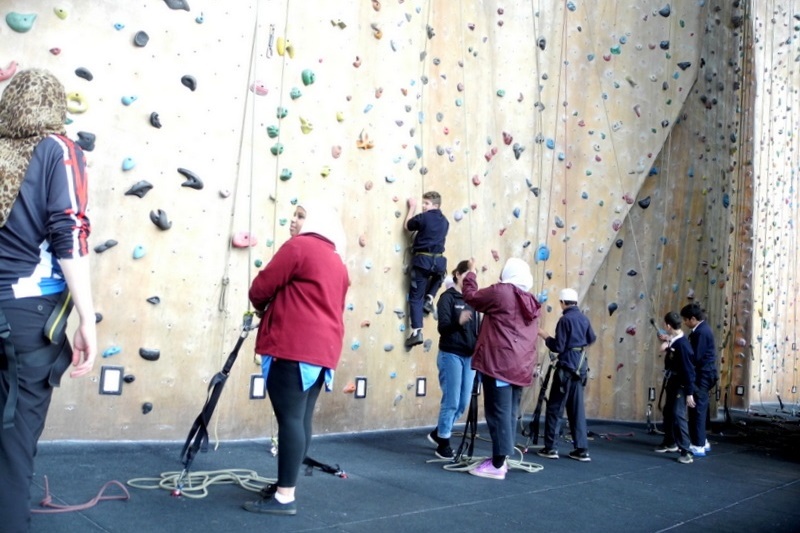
top-left (404, 191), bottom-right (449, 348)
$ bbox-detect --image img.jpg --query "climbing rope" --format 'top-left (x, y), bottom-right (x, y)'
top-left (127, 469), bottom-right (275, 500)
top-left (430, 444), bottom-right (544, 475)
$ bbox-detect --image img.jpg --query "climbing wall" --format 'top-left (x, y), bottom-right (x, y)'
top-left (1, 0), bottom-right (796, 441)
top-left (748, 1), bottom-right (800, 408)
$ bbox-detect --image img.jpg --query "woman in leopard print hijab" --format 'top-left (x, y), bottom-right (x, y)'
top-left (0, 68), bottom-right (67, 227)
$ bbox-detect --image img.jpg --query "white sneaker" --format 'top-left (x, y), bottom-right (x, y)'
top-left (704, 439), bottom-right (711, 452)
top-left (689, 445), bottom-right (706, 457)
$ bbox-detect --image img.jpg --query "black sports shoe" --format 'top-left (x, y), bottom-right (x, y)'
top-left (427, 429), bottom-right (443, 447)
top-left (435, 444), bottom-right (455, 459)
top-left (405, 329), bottom-right (423, 347)
top-left (242, 496), bottom-right (297, 515)
top-left (568, 449), bottom-right (591, 462)
top-left (537, 448), bottom-right (559, 459)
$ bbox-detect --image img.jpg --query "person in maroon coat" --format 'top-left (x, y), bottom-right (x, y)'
top-left (244, 202), bottom-right (349, 516)
top-left (462, 257), bottom-right (541, 480)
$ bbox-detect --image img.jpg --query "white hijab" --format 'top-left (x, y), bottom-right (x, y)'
top-left (297, 200), bottom-right (347, 261)
top-left (500, 257), bottom-right (533, 292)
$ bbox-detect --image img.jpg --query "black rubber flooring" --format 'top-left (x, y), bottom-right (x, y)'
top-left (30, 418), bottom-right (800, 533)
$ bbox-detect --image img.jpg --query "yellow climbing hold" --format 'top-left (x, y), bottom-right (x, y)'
top-left (336, 111), bottom-right (344, 122)
top-left (276, 37), bottom-right (286, 56)
top-left (66, 92), bottom-right (88, 114)
top-left (300, 117), bottom-right (313, 134)
top-left (54, 6), bottom-right (69, 19)
top-left (320, 166), bottom-right (331, 177)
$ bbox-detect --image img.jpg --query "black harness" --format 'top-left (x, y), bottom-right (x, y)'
top-left (0, 291), bottom-right (72, 429)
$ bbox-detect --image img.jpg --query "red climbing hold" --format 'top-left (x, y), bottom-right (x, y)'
top-left (0, 61), bottom-right (18, 81)
top-left (502, 132), bottom-right (513, 145)
top-left (232, 232), bottom-right (258, 248)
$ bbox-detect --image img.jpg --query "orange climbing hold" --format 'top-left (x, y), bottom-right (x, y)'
top-left (356, 130), bottom-right (374, 150)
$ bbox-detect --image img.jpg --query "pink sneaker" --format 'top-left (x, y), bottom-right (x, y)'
top-left (469, 459), bottom-right (507, 480)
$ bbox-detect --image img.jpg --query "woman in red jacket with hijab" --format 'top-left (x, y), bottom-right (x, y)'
top-left (245, 201), bottom-right (349, 516)
top-left (462, 258), bottom-right (541, 480)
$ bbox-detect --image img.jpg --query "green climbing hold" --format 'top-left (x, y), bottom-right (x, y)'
top-left (254, 259), bottom-right (263, 268)
top-left (6, 13), bottom-right (37, 32)
top-left (279, 169), bottom-right (292, 181)
top-left (270, 143), bottom-right (284, 156)
top-left (496, 89), bottom-right (506, 97)
top-left (276, 107), bottom-right (288, 119)
top-left (610, 45), bottom-right (621, 55)
top-left (301, 69), bottom-right (315, 86)
top-left (266, 125), bottom-right (279, 138)
top-left (290, 87), bottom-right (302, 100)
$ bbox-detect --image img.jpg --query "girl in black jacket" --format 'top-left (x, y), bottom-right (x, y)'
top-left (426, 260), bottom-right (479, 459)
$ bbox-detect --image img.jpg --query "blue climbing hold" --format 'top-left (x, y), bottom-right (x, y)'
top-left (133, 245), bottom-right (146, 259)
top-left (608, 302), bottom-right (618, 316)
top-left (546, 138), bottom-right (555, 149)
top-left (122, 157), bottom-right (135, 171)
top-left (722, 193), bottom-right (730, 208)
top-left (103, 346), bottom-right (122, 358)
top-left (6, 12), bottom-right (37, 32)
top-left (512, 207), bottom-right (521, 218)
top-left (121, 96), bottom-right (137, 105)
top-left (536, 244), bottom-right (550, 262)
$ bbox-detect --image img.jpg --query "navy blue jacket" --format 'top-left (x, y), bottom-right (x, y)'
top-left (436, 288), bottom-right (478, 357)
top-left (0, 135), bottom-right (90, 301)
top-left (688, 320), bottom-right (718, 390)
top-left (544, 306), bottom-right (596, 376)
top-left (665, 334), bottom-right (696, 396)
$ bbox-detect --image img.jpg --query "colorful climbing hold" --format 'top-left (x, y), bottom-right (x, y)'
top-left (102, 346), bottom-right (122, 358)
top-left (6, 13), bottom-right (36, 33)
top-left (289, 87), bottom-right (302, 99)
top-left (66, 92), bottom-right (89, 114)
top-left (279, 169), bottom-right (292, 181)
top-left (232, 232), bottom-right (257, 248)
top-left (301, 69), bottom-right (315, 86)
top-left (121, 95), bottom-right (138, 106)
top-left (251, 81), bottom-right (268, 96)
top-left (133, 245), bottom-right (146, 259)
top-left (121, 158), bottom-right (136, 171)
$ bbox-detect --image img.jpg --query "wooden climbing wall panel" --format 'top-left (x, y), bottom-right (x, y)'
top-left (1, 0), bottom-right (795, 441)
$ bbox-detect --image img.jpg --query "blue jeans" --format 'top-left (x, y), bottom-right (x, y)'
top-left (435, 351), bottom-right (475, 439)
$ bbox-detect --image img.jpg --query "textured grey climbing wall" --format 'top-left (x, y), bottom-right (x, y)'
top-left (1, 0), bottom-right (796, 440)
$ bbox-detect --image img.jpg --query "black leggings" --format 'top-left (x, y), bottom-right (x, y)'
top-left (266, 359), bottom-right (324, 488)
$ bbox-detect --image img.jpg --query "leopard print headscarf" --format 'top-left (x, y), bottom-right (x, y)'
top-left (0, 69), bottom-right (67, 227)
